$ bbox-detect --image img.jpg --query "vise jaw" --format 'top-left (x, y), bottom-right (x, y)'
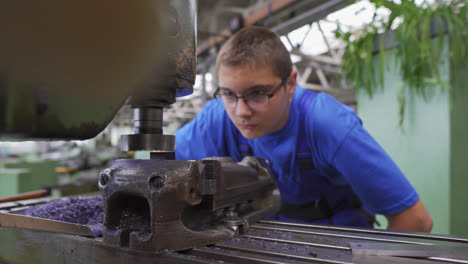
top-left (98, 157), bottom-right (280, 252)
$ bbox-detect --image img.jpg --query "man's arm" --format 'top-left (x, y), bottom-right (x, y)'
top-left (308, 93), bottom-right (433, 233)
top-left (385, 199), bottom-right (433, 232)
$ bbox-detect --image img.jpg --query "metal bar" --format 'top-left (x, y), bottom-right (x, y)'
top-left (188, 247), bottom-right (293, 264)
top-left (300, 67), bottom-right (313, 83)
top-left (259, 220), bottom-right (468, 244)
top-left (317, 21), bottom-right (338, 58)
top-left (197, 0), bottom-right (296, 56)
top-left (216, 244), bottom-right (357, 264)
top-left (300, 82), bottom-right (332, 92)
top-left (299, 23), bottom-right (314, 47)
top-left (349, 242), bottom-right (468, 260)
top-left (316, 69), bottom-right (330, 88)
top-left (352, 255), bottom-right (438, 264)
top-left (243, 235), bottom-right (350, 251)
top-left (251, 225), bottom-right (434, 246)
top-left (271, 0), bottom-right (350, 36)
top-left (285, 35), bottom-right (295, 49)
top-left (201, 68), bottom-right (208, 104)
top-left (166, 251), bottom-right (226, 264)
top-left (295, 61), bottom-right (341, 74)
top-left (244, 0), bottom-right (297, 26)
top-left (16, 197), bottom-right (57, 206)
top-left (197, 0), bottom-right (350, 57)
top-left (0, 212), bottom-right (95, 237)
top-left (260, 0), bottom-right (326, 28)
top-left (428, 257), bottom-right (468, 264)
top-left (290, 50), bottom-right (341, 65)
top-left (0, 189), bottom-right (49, 203)
top-left (0, 202), bottom-right (19, 210)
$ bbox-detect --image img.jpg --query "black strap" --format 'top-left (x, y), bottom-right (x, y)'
top-left (353, 195), bottom-right (378, 226)
top-left (278, 196), bottom-right (333, 223)
top-left (279, 195), bottom-right (377, 226)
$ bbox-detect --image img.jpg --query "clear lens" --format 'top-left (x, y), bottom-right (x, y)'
top-left (214, 89), bottom-right (271, 110)
top-left (222, 95), bottom-right (237, 108)
top-left (246, 94), bottom-right (268, 109)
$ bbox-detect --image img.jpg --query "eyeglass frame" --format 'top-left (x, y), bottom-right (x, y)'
top-left (213, 78), bottom-right (287, 110)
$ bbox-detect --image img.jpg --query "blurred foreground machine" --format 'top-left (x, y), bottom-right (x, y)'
top-left (2, 1), bottom-right (468, 264)
top-left (0, 0), bottom-right (280, 258)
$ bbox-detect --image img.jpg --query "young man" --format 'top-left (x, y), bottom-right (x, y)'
top-left (175, 26), bottom-right (433, 232)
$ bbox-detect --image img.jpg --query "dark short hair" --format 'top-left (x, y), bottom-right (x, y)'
top-left (216, 26), bottom-right (292, 79)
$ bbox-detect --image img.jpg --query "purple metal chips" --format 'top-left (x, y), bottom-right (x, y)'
top-left (22, 195), bottom-right (104, 236)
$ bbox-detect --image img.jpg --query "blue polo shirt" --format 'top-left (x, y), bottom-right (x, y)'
top-left (175, 86), bottom-right (418, 218)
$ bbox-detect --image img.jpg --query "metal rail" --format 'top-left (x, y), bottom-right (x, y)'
top-left (242, 234), bottom-right (351, 251)
top-left (428, 257), bottom-right (468, 264)
top-left (259, 220), bottom-right (468, 243)
top-left (251, 225), bottom-right (434, 246)
top-left (216, 244), bottom-right (356, 264)
top-left (189, 247), bottom-right (302, 264)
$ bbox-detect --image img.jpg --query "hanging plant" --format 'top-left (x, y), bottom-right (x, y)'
top-left (335, 0), bottom-right (468, 127)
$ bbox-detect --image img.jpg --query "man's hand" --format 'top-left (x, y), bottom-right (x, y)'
top-left (385, 199), bottom-right (433, 232)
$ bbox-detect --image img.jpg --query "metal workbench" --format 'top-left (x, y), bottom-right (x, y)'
top-left (1, 198), bottom-right (468, 264)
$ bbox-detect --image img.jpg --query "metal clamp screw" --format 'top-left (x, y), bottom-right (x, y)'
top-left (99, 169), bottom-right (112, 186)
top-left (149, 175), bottom-right (165, 190)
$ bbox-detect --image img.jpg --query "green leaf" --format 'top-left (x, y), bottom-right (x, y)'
top-left (334, 29), bottom-right (342, 38)
top-left (397, 82), bottom-right (406, 131)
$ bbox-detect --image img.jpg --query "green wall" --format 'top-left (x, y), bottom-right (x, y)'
top-left (449, 55), bottom-right (468, 236)
top-left (358, 39), bottom-right (456, 235)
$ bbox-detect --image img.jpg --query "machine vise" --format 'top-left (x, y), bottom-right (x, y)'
top-left (99, 157), bottom-right (280, 252)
